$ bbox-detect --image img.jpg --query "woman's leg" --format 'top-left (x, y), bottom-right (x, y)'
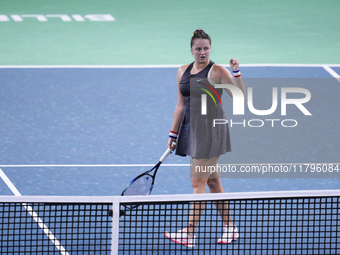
top-left (207, 168), bottom-right (238, 244)
top-left (207, 176), bottom-right (234, 227)
top-left (186, 156), bottom-right (219, 237)
top-left (165, 156), bottom-right (238, 245)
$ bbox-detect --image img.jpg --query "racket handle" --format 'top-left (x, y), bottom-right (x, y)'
top-left (159, 142), bottom-right (176, 163)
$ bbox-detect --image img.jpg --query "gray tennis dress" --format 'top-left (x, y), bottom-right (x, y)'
top-left (175, 61), bottom-right (231, 158)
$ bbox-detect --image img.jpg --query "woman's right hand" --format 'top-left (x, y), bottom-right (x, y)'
top-left (168, 138), bottom-right (177, 151)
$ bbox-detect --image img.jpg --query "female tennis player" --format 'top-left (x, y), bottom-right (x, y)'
top-left (164, 29), bottom-right (246, 248)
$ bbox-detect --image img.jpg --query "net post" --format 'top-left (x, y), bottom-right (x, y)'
top-left (111, 196), bottom-right (120, 255)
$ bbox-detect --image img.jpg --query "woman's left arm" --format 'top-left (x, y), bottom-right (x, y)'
top-left (211, 59), bottom-right (246, 102)
top-left (229, 58), bottom-right (246, 102)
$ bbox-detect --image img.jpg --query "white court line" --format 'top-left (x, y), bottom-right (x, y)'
top-left (0, 164), bottom-right (189, 168)
top-left (1, 64), bottom-right (340, 68)
top-left (0, 168), bottom-right (21, 196)
top-left (0, 168), bottom-right (70, 255)
top-left (0, 163), bottom-right (339, 168)
top-left (323, 65), bottom-right (340, 81)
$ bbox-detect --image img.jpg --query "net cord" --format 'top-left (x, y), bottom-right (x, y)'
top-left (1, 189), bottom-right (340, 204)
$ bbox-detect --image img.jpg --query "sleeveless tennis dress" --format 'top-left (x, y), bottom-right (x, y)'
top-left (175, 61), bottom-right (231, 158)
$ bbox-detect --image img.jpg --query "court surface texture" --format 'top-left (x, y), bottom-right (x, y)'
top-left (0, 0), bottom-right (339, 197)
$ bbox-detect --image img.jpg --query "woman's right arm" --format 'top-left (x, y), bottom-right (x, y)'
top-left (168, 66), bottom-right (187, 150)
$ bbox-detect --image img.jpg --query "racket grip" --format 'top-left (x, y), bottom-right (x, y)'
top-left (159, 142), bottom-right (176, 163)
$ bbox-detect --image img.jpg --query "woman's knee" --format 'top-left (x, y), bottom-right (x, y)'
top-left (206, 178), bottom-right (219, 189)
top-left (191, 178), bottom-right (207, 190)
top-left (207, 178), bottom-right (224, 193)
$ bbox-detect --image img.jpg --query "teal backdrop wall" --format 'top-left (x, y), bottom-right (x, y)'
top-left (0, 0), bottom-right (339, 65)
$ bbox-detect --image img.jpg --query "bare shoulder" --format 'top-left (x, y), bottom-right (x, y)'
top-left (211, 64), bottom-right (232, 79)
top-left (178, 64), bottom-right (190, 75)
top-left (177, 64), bottom-right (190, 81)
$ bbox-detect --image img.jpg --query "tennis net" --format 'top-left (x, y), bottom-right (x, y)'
top-left (1, 190), bottom-right (340, 254)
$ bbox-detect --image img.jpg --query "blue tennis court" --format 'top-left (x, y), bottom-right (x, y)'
top-left (0, 65), bottom-right (339, 197)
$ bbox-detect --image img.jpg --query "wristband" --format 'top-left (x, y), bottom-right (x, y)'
top-left (233, 70), bottom-right (241, 78)
top-left (169, 131), bottom-right (178, 139)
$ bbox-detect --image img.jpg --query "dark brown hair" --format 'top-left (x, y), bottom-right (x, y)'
top-left (190, 29), bottom-right (211, 48)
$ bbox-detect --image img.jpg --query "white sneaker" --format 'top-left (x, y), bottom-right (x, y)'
top-left (217, 225), bottom-right (239, 244)
top-left (164, 228), bottom-right (196, 248)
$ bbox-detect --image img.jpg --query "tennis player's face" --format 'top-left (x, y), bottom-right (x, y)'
top-left (191, 39), bottom-right (211, 64)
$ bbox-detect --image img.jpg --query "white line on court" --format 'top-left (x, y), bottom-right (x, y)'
top-left (0, 168), bottom-right (70, 255)
top-left (0, 164), bottom-right (189, 167)
top-left (1, 64), bottom-right (340, 68)
top-left (0, 168), bottom-right (21, 196)
top-left (0, 163), bottom-right (339, 168)
top-left (322, 65), bottom-right (340, 81)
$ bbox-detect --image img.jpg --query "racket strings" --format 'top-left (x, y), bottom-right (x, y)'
top-left (123, 175), bottom-right (153, 196)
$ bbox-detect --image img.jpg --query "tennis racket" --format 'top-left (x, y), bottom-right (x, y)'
top-left (121, 145), bottom-right (174, 197)
top-left (119, 144), bottom-right (174, 213)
